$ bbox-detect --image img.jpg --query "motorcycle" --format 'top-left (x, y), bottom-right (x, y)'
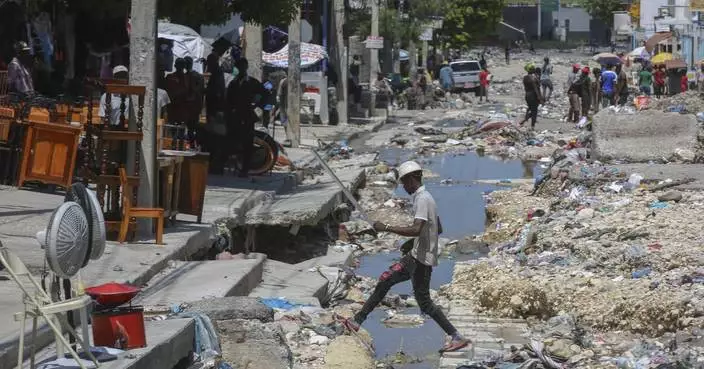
top-left (228, 80), bottom-right (285, 176)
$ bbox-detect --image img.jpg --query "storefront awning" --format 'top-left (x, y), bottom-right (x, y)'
top-left (645, 32), bottom-right (672, 53)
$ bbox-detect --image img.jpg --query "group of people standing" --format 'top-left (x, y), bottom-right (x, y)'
top-left (520, 56), bottom-right (657, 129)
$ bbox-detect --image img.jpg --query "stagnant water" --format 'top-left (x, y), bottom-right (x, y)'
top-left (356, 149), bottom-right (540, 368)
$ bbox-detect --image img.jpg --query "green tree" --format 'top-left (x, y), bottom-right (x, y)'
top-left (439, 0), bottom-right (505, 49)
top-left (575, 0), bottom-right (625, 26)
top-left (52, 0), bottom-right (303, 28)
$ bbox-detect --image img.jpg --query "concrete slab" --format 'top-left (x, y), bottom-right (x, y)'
top-left (439, 299), bottom-right (529, 368)
top-left (26, 319), bottom-right (195, 369)
top-left (0, 188), bottom-right (215, 369)
top-left (199, 172), bottom-right (297, 226)
top-left (101, 319), bottom-right (195, 369)
top-left (136, 253), bottom-right (266, 308)
top-left (294, 246), bottom-right (355, 270)
top-left (249, 260), bottom-right (329, 303)
top-left (244, 167), bottom-right (366, 226)
top-left (592, 110), bottom-right (698, 162)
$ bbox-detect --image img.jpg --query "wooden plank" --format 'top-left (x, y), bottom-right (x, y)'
top-left (105, 84), bottom-right (146, 96)
top-left (98, 130), bottom-right (143, 141)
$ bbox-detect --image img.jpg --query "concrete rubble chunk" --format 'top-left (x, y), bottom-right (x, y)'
top-left (324, 335), bottom-right (375, 369)
top-left (216, 319), bottom-right (293, 369)
top-left (184, 296), bottom-right (275, 322)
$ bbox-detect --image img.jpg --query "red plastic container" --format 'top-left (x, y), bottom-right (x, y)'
top-left (85, 282), bottom-right (141, 307)
top-left (91, 306), bottom-right (146, 349)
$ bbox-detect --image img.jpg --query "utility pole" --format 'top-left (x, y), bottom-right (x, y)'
top-left (537, 0), bottom-right (542, 40)
top-left (244, 24), bottom-right (263, 80)
top-left (369, 0), bottom-right (380, 117)
top-left (333, 0), bottom-right (348, 124)
top-left (129, 0), bottom-right (158, 234)
top-left (287, 6), bottom-right (302, 147)
top-left (409, 40), bottom-right (417, 81)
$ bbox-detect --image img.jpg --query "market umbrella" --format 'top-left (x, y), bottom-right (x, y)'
top-left (651, 52), bottom-right (674, 65)
top-left (592, 52), bottom-right (622, 65)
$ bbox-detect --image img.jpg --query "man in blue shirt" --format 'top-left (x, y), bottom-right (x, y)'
top-left (600, 65), bottom-right (618, 107)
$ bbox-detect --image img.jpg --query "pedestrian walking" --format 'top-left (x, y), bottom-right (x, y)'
top-left (505, 44), bottom-right (510, 65)
top-left (578, 67), bottom-right (591, 119)
top-left (566, 64), bottom-right (581, 123)
top-left (479, 67), bottom-right (490, 103)
top-left (439, 62), bottom-right (454, 92)
top-left (654, 66), bottom-right (666, 98)
top-left (638, 66), bottom-right (653, 96)
top-left (615, 64), bottom-right (629, 105)
top-left (681, 72), bottom-right (689, 93)
top-left (341, 161), bottom-right (470, 353)
top-left (591, 67), bottom-right (601, 113)
top-left (540, 57), bottom-right (554, 102)
top-left (518, 63), bottom-right (543, 129)
top-left (601, 65), bottom-right (618, 107)
top-left (687, 67), bottom-right (697, 90)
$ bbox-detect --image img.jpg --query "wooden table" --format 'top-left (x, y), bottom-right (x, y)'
top-left (157, 156), bottom-right (183, 224)
top-left (161, 150), bottom-right (210, 223)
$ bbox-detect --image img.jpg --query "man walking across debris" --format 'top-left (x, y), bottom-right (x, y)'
top-left (591, 67), bottom-right (601, 113)
top-left (600, 65), bottom-right (618, 107)
top-left (576, 67), bottom-right (592, 120)
top-left (654, 65), bottom-right (666, 98)
top-left (479, 67), bottom-right (490, 103)
top-left (518, 64), bottom-right (543, 129)
top-left (566, 64), bottom-right (582, 123)
top-left (342, 161), bottom-right (470, 353)
top-left (615, 64), bottom-right (629, 105)
top-left (638, 66), bottom-right (653, 96)
top-left (540, 57), bottom-right (553, 102)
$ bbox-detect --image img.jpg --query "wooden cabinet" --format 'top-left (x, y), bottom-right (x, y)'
top-left (177, 153), bottom-right (210, 223)
top-left (18, 121), bottom-right (82, 189)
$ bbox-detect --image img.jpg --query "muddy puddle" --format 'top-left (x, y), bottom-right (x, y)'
top-left (358, 148), bottom-right (540, 368)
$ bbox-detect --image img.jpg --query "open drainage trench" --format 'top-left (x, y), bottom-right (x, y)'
top-left (360, 147), bottom-right (539, 368)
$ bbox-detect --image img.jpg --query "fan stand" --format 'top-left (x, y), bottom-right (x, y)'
top-left (0, 245), bottom-right (99, 369)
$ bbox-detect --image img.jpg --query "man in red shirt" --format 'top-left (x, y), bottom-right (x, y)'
top-left (479, 68), bottom-right (490, 103)
top-left (681, 73), bottom-right (688, 93)
top-left (654, 66), bottom-right (665, 98)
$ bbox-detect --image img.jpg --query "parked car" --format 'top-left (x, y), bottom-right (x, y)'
top-left (450, 60), bottom-right (481, 92)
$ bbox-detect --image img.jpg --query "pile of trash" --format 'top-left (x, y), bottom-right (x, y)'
top-left (650, 90), bottom-right (704, 114)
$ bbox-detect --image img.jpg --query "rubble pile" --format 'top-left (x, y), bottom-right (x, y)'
top-left (650, 90), bottom-right (704, 113)
top-left (442, 165), bottom-right (704, 366)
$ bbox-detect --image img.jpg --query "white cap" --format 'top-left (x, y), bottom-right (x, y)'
top-left (397, 161), bottom-right (422, 179)
top-left (112, 65), bottom-right (128, 75)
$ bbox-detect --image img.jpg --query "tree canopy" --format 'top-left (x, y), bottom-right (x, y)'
top-left (575, 0), bottom-right (625, 26)
top-left (348, 0), bottom-right (447, 45)
top-left (44, 0), bottom-right (303, 29)
top-left (438, 0), bottom-right (505, 49)
top-left (161, 0), bottom-right (304, 28)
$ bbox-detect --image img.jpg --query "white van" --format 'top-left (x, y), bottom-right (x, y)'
top-left (450, 60), bottom-right (481, 91)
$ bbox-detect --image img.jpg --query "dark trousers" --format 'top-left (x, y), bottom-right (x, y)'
top-left (235, 123), bottom-right (254, 175)
top-left (353, 255), bottom-right (457, 336)
top-left (581, 96), bottom-right (591, 118)
top-left (568, 93), bottom-right (580, 122)
top-left (525, 95), bottom-right (539, 127)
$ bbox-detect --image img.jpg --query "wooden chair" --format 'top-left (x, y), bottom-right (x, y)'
top-left (118, 167), bottom-right (164, 245)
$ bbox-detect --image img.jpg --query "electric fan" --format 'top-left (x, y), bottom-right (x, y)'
top-left (65, 183), bottom-right (107, 262)
top-left (37, 202), bottom-right (90, 279)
